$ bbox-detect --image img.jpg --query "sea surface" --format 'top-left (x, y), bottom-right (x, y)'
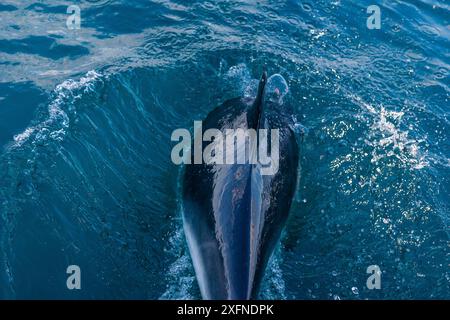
top-left (0, 0), bottom-right (449, 299)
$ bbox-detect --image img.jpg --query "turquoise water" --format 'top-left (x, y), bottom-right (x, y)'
top-left (0, 0), bottom-right (449, 299)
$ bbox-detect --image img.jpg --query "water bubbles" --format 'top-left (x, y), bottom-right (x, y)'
top-left (160, 228), bottom-right (196, 300)
top-left (259, 250), bottom-right (287, 299)
top-left (225, 64), bottom-right (251, 83)
top-left (266, 74), bottom-right (289, 103)
top-left (225, 64), bottom-right (251, 96)
top-left (351, 286), bottom-right (359, 295)
top-left (13, 127), bottom-right (35, 145)
top-left (244, 79), bottom-right (259, 98)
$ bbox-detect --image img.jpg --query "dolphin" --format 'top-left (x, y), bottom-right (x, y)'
top-left (182, 72), bottom-right (299, 299)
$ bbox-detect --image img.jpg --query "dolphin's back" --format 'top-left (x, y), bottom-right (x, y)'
top-left (183, 97), bottom-right (254, 299)
top-left (183, 89), bottom-right (299, 300)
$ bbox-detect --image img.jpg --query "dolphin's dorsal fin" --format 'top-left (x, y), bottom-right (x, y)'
top-left (250, 71), bottom-right (267, 131)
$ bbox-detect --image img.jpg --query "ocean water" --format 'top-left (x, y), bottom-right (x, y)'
top-left (0, 0), bottom-right (448, 299)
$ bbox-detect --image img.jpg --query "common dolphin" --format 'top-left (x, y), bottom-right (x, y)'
top-left (182, 72), bottom-right (299, 299)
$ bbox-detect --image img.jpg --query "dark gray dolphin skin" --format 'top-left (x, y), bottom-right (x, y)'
top-left (182, 72), bottom-right (299, 299)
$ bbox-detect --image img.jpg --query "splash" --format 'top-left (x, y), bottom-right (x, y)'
top-left (348, 94), bottom-right (428, 170)
top-left (259, 247), bottom-right (287, 299)
top-left (11, 70), bottom-right (101, 148)
top-left (159, 226), bottom-right (197, 300)
top-left (266, 74), bottom-right (289, 103)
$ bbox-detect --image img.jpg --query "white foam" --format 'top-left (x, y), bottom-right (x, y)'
top-left (348, 94), bottom-right (428, 170)
top-left (11, 71), bottom-right (101, 148)
top-left (13, 127), bottom-right (35, 144)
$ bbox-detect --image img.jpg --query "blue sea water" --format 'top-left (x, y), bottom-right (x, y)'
top-left (0, 0), bottom-right (449, 299)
